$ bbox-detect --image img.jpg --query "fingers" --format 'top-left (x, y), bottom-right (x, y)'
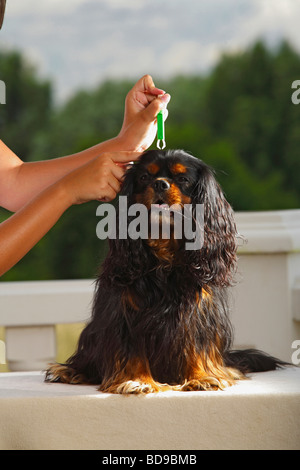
top-left (96, 152), bottom-right (140, 201)
top-left (98, 186), bottom-right (117, 203)
top-left (109, 151), bottom-right (142, 163)
top-left (109, 162), bottom-right (125, 180)
top-left (139, 74), bottom-right (160, 94)
top-left (131, 74), bottom-right (168, 102)
top-left (125, 74), bottom-right (170, 120)
top-left (140, 94), bottom-right (170, 123)
top-left (63, 148), bottom-right (143, 205)
top-left (95, 171), bottom-right (121, 203)
top-left (144, 91), bottom-right (171, 106)
top-left (120, 75), bottom-right (170, 154)
top-left (107, 174), bottom-right (121, 195)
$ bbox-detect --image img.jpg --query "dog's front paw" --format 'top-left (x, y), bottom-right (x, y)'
top-left (45, 363), bottom-right (87, 385)
top-left (117, 380), bottom-right (155, 394)
top-left (180, 376), bottom-right (228, 391)
top-left (100, 379), bottom-right (172, 394)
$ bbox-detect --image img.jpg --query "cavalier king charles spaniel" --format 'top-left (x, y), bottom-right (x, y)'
top-left (46, 149), bottom-right (286, 393)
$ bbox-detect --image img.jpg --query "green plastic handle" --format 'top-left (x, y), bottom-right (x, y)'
top-left (157, 110), bottom-right (166, 149)
top-left (157, 110), bottom-right (164, 140)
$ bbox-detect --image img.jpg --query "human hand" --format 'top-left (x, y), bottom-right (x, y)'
top-left (60, 151), bottom-right (141, 205)
top-left (117, 75), bottom-right (170, 152)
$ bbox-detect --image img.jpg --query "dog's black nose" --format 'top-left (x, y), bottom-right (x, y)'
top-left (153, 178), bottom-right (170, 192)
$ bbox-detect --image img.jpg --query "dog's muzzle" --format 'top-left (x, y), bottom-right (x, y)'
top-left (152, 178), bottom-right (171, 193)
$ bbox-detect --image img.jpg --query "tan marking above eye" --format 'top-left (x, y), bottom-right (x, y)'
top-left (171, 163), bottom-right (187, 174)
top-left (147, 163), bottom-right (160, 175)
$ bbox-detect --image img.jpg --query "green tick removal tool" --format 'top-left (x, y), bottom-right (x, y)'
top-left (156, 110), bottom-right (166, 149)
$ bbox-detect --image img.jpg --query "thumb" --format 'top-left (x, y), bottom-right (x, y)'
top-left (140, 94), bottom-right (170, 123)
top-left (111, 151), bottom-right (142, 163)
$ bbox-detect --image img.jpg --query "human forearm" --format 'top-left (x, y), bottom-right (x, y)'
top-left (0, 149), bottom-right (141, 276)
top-left (5, 136), bottom-right (124, 212)
top-left (0, 180), bottom-right (71, 277)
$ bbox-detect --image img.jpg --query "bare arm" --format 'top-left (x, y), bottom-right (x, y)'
top-left (0, 151), bottom-right (140, 276)
top-left (0, 179), bottom-right (71, 276)
top-left (0, 137), bottom-right (123, 212)
top-left (0, 75), bottom-right (170, 212)
top-left (0, 75), bottom-right (170, 276)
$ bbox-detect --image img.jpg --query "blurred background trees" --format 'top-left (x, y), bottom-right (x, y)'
top-left (0, 40), bottom-right (299, 281)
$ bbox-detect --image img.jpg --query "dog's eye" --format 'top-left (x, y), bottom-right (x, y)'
top-left (140, 173), bottom-right (150, 182)
top-left (177, 175), bottom-right (189, 184)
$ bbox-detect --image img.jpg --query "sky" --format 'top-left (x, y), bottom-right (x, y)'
top-left (1, 0), bottom-right (300, 103)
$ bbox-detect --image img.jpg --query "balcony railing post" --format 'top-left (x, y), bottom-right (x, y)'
top-left (5, 325), bottom-right (56, 372)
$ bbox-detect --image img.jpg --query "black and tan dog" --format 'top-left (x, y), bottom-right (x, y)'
top-left (46, 149), bottom-right (286, 393)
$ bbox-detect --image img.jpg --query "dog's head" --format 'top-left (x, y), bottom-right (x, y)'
top-left (124, 149), bottom-right (198, 208)
top-left (107, 149), bottom-right (237, 287)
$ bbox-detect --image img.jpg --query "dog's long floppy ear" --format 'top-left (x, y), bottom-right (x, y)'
top-left (119, 163), bottom-right (136, 202)
top-left (191, 162), bottom-right (238, 287)
top-left (101, 163), bottom-right (150, 286)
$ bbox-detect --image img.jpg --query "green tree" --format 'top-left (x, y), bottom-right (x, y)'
top-left (203, 40), bottom-right (300, 200)
top-left (0, 50), bottom-right (52, 161)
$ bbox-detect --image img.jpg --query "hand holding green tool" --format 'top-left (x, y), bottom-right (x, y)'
top-left (157, 110), bottom-right (166, 149)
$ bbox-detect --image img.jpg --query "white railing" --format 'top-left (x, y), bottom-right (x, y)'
top-left (231, 209), bottom-right (300, 362)
top-left (0, 280), bottom-right (94, 371)
top-left (0, 209), bottom-right (300, 371)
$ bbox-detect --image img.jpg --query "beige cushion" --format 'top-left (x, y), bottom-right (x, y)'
top-left (0, 368), bottom-right (299, 450)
